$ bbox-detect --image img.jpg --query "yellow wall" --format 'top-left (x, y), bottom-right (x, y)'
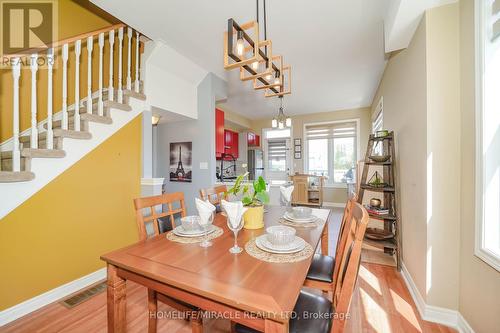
top-left (0, 116), bottom-right (141, 310)
top-left (251, 107), bottom-right (371, 204)
top-left (0, 0), bottom-right (139, 142)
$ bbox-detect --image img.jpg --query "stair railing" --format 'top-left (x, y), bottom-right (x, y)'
top-left (4, 23), bottom-right (143, 172)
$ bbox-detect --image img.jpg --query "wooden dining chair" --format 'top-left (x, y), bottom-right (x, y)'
top-left (303, 198), bottom-right (356, 298)
top-left (133, 192), bottom-right (203, 333)
top-left (199, 185), bottom-right (227, 212)
top-left (233, 202), bottom-right (369, 333)
top-left (134, 192), bottom-right (187, 240)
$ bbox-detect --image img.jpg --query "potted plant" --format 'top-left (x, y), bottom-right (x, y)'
top-left (227, 172), bottom-right (270, 229)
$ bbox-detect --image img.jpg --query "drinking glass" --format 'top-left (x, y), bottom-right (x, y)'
top-left (227, 216), bottom-right (244, 254)
top-left (199, 212), bottom-right (214, 248)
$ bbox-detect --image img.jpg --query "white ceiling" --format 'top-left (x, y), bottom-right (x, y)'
top-left (91, 0), bottom-right (392, 119)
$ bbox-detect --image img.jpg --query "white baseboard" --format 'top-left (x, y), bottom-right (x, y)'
top-left (323, 202), bottom-right (346, 208)
top-left (0, 268), bottom-right (106, 327)
top-left (400, 263), bottom-right (474, 333)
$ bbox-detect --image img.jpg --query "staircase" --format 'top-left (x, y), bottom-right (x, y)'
top-left (0, 23), bottom-right (147, 218)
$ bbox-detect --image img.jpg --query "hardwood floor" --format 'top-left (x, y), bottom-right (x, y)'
top-left (0, 208), bottom-right (457, 333)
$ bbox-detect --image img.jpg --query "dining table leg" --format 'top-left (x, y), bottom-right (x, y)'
top-left (264, 319), bottom-right (289, 332)
top-left (107, 264), bottom-right (127, 333)
top-left (148, 289), bottom-right (157, 333)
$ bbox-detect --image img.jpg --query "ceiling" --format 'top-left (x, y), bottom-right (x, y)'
top-left (91, 0), bottom-right (392, 119)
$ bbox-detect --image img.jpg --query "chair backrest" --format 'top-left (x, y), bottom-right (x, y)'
top-left (199, 185), bottom-right (227, 206)
top-left (330, 198), bottom-right (356, 289)
top-left (133, 192), bottom-right (187, 241)
top-left (331, 202), bottom-right (368, 333)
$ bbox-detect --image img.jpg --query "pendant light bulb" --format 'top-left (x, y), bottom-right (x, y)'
top-left (252, 61), bottom-right (259, 70)
top-left (236, 31), bottom-right (244, 56)
top-left (286, 117), bottom-right (292, 127)
top-left (272, 118), bottom-right (277, 128)
top-left (278, 121), bottom-right (284, 129)
top-left (265, 73), bottom-right (272, 81)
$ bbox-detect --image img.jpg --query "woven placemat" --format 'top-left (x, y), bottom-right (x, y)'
top-left (279, 218), bottom-right (319, 228)
top-left (166, 226), bottom-right (224, 244)
top-left (244, 238), bottom-right (314, 263)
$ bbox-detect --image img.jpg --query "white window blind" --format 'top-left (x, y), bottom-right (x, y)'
top-left (493, 0), bottom-right (500, 41)
top-left (305, 122), bottom-right (357, 140)
top-left (267, 139), bottom-right (287, 172)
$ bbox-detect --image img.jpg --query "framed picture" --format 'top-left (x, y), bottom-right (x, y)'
top-left (294, 138), bottom-right (301, 145)
top-left (294, 152), bottom-right (301, 159)
top-left (294, 145), bottom-right (301, 153)
top-left (169, 142), bottom-right (192, 182)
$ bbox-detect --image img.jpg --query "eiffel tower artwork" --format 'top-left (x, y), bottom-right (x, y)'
top-left (169, 142), bottom-right (192, 182)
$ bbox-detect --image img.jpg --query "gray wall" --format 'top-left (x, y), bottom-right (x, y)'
top-left (156, 73), bottom-right (227, 214)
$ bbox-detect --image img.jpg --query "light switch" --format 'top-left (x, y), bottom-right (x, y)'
top-left (199, 162), bottom-right (208, 170)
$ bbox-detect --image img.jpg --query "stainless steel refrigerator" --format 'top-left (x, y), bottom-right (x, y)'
top-left (248, 148), bottom-right (264, 180)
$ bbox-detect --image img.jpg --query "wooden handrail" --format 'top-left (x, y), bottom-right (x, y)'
top-left (2, 23), bottom-right (126, 60)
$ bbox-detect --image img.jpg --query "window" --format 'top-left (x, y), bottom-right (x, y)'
top-left (372, 97), bottom-right (383, 133)
top-left (263, 128), bottom-right (292, 184)
top-left (267, 139), bottom-right (287, 172)
top-left (304, 120), bottom-right (358, 186)
top-left (475, 0), bottom-right (500, 271)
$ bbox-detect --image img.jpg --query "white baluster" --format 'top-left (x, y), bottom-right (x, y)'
top-left (87, 36), bottom-right (93, 115)
top-left (12, 58), bottom-right (21, 172)
top-left (62, 43), bottom-right (69, 130)
top-left (74, 39), bottom-right (82, 131)
top-left (98, 33), bottom-right (104, 116)
top-left (30, 53), bottom-right (39, 149)
top-left (126, 27), bottom-right (132, 91)
top-left (46, 49), bottom-right (54, 150)
top-left (117, 27), bottom-right (124, 103)
top-left (108, 30), bottom-right (115, 102)
top-left (135, 31), bottom-right (140, 93)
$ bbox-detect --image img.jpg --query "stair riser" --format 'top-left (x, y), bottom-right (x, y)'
top-left (1, 158), bottom-right (30, 172)
top-left (20, 138), bottom-right (64, 150)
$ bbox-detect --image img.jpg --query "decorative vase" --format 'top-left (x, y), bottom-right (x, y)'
top-left (243, 205), bottom-right (264, 229)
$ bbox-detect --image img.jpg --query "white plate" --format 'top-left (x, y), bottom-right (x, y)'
top-left (255, 235), bottom-right (306, 254)
top-left (283, 212), bottom-right (317, 223)
top-left (173, 225), bottom-right (215, 238)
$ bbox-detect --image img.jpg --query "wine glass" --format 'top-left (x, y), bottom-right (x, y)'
top-left (199, 211), bottom-right (214, 248)
top-left (227, 215), bottom-right (244, 254)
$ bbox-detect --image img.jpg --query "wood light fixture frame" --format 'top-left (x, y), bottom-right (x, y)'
top-left (253, 55), bottom-right (283, 90)
top-left (239, 40), bottom-right (273, 81)
top-left (224, 19), bottom-right (260, 70)
top-left (224, 18), bottom-right (280, 94)
top-left (265, 64), bottom-right (291, 97)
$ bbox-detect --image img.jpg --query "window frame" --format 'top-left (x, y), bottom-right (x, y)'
top-left (474, 0), bottom-right (500, 272)
top-left (303, 119), bottom-right (360, 188)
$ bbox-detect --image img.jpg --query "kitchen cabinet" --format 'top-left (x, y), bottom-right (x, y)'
top-left (224, 129), bottom-right (239, 160)
top-left (247, 132), bottom-right (261, 147)
top-left (215, 109), bottom-right (225, 159)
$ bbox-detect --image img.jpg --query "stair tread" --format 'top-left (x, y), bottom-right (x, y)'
top-left (80, 113), bottom-right (113, 124)
top-left (19, 130), bottom-right (92, 142)
top-left (123, 89), bottom-right (146, 100)
top-left (104, 100), bottom-right (132, 111)
top-left (0, 171), bottom-right (35, 183)
top-left (22, 148), bottom-right (66, 158)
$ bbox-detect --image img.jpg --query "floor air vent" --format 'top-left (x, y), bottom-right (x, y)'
top-left (60, 281), bottom-right (107, 308)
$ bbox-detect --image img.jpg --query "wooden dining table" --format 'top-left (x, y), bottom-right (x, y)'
top-left (101, 205), bottom-right (332, 333)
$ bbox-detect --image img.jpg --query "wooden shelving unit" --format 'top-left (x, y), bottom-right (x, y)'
top-left (358, 132), bottom-right (401, 270)
top-left (290, 174), bottom-right (325, 207)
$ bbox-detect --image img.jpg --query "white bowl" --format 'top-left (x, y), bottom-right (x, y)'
top-left (266, 226), bottom-right (296, 247)
top-left (292, 207), bottom-right (312, 219)
top-left (181, 216), bottom-right (201, 231)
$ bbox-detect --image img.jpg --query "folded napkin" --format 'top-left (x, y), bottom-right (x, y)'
top-left (280, 185), bottom-right (295, 203)
top-left (195, 198), bottom-right (216, 225)
top-left (221, 200), bottom-right (248, 228)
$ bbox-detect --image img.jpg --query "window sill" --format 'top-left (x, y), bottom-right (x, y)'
top-left (475, 247), bottom-right (500, 273)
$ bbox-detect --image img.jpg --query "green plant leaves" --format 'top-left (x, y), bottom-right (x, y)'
top-left (242, 196), bottom-right (253, 205)
top-left (255, 191), bottom-right (270, 205)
